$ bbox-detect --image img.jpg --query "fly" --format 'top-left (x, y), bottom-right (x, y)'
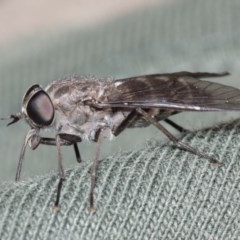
top-left (2, 71), bottom-right (240, 211)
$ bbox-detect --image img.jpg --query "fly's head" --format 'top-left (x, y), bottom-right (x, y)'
top-left (2, 84), bottom-right (55, 149)
top-left (21, 84), bottom-right (54, 129)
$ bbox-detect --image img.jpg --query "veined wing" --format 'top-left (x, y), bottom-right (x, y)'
top-left (97, 72), bottom-right (240, 111)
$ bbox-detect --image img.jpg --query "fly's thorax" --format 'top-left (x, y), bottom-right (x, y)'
top-left (51, 101), bottom-right (116, 141)
top-left (52, 103), bottom-right (134, 141)
top-left (44, 79), bottom-right (117, 141)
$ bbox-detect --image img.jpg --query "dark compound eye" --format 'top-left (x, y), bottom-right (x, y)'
top-left (26, 90), bottom-right (54, 126)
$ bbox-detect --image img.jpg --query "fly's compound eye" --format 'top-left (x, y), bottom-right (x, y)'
top-left (23, 85), bottom-right (54, 127)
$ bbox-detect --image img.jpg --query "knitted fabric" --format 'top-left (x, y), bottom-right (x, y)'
top-left (1, 0), bottom-right (240, 239)
top-left (1, 120), bottom-right (240, 239)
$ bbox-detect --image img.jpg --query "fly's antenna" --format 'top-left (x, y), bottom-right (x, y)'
top-left (1, 113), bottom-right (22, 126)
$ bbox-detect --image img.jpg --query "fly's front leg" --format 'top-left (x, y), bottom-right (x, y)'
top-left (15, 129), bottom-right (40, 182)
top-left (39, 136), bottom-right (81, 210)
top-left (54, 134), bottom-right (65, 211)
top-left (136, 108), bottom-right (222, 166)
top-left (40, 137), bottom-right (81, 163)
top-left (18, 134), bottom-right (82, 180)
top-left (15, 131), bottom-right (81, 210)
top-left (15, 135), bottom-right (30, 181)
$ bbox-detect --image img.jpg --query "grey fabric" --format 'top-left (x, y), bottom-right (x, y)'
top-left (1, 0), bottom-right (240, 239)
top-left (1, 120), bottom-right (240, 239)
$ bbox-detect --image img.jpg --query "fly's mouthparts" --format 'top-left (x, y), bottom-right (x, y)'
top-left (1, 113), bottom-right (22, 126)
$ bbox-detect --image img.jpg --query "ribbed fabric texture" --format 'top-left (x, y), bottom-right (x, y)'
top-left (1, 120), bottom-right (240, 239)
top-left (1, 0), bottom-right (240, 239)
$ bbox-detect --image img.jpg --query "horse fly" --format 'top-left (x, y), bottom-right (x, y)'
top-left (3, 71), bottom-right (240, 211)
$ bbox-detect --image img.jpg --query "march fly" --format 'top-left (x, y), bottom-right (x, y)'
top-left (3, 71), bottom-right (240, 211)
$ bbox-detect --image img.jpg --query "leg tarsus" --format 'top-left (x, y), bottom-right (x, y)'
top-left (53, 177), bottom-right (65, 211)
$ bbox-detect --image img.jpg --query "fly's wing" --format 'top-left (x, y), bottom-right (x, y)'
top-left (97, 72), bottom-right (240, 111)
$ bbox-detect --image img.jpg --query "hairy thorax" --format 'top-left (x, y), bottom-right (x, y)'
top-left (44, 77), bottom-right (126, 141)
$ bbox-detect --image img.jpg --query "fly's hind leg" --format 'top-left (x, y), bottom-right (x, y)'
top-left (136, 108), bottom-right (222, 166)
top-left (113, 109), bottom-right (138, 136)
top-left (164, 118), bottom-right (187, 133)
top-left (113, 109), bottom-right (188, 135)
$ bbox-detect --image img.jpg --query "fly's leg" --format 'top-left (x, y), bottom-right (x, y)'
top-left (15, 129), bottom-right (39, 182)
top-left (15, 132), bottom-right (81, 210)
top-left (15, 135), bottom-right (74, 182)
top-left (113, 109), bottom-right (138, 136)
top-left (89, 129), bottom-right (104, 212)
top-left (15, 137), bottom-right (29, 181)
top-left (40, 137), bottom-right (72, 145)
top-left (53, 135), bottom-right (66, 211)
top-left (73, 143), bottom-right (81, 163)
top-left (136, 108), bottom-right (222, 166)
top-left (87, 110), bottom-right (137, 211)
top-left (164, 118), bottom-right (187, 133)
top-left (38, 137), bottom-right (81, 210)
top-left (40, 137), bottom-right (81, 163)
top-left (113, 109), bottom-right (187, 135)
top-left (54, 178), bottom-right (64, 211)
